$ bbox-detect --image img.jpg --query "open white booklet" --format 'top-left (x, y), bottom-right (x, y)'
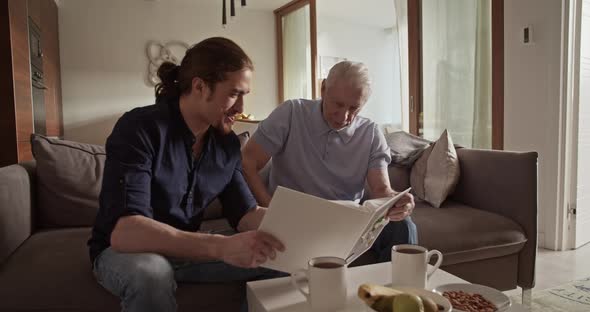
top-left (258, 186), bottom-right (412, 273)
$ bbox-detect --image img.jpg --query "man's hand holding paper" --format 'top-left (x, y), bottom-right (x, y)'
top-left (386, 192), bottom-right (415, 222)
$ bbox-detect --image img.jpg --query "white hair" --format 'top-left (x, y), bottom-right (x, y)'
top-left (325, 61), bottom-right (372, 102)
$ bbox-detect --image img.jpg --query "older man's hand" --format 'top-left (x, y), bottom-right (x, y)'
top-left (386, 192), bottom-right (415, 221)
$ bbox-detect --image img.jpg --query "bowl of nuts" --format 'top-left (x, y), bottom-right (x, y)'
top-left (432, 283), bottom-right (511, 312)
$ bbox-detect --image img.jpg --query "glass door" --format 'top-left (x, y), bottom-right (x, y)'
top-left (408, 0), bottom-right (503, 149)
top-left (421, 0), bottom-right (491, 148)
top-left (275, 0), bottom-right (317, 102)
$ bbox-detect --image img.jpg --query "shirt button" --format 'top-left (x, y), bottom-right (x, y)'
top-left (119, 179), bottom-right (124, 184)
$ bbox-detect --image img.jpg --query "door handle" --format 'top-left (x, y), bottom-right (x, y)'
top-left (32, 81), bottom-right (47, 90)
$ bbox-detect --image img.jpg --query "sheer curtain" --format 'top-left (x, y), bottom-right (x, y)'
top-left (282, 5), bottom-right (312, 100)
top-left (393, 0), bottom-right (410, 132)
top-left (421, 0), bottom-right (492, 148)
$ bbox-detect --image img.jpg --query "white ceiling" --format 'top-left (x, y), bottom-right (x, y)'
top-left (136, 0), bottom-right (396, 28)
top-left (245, 0), bottom-right (292, 10)
top-left (189, 0), bottom-right (398, 29)
top-left (154, 0), bottom-right (292, 10)
top-left (316, 0), bottom-right (397, 28)
top-left (248, 0), bottom-right (397, 28)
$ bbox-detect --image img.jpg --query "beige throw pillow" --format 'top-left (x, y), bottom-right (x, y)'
top-left (409, 144), bottom-right (434, 200)
top-left (410, 130), bottom-right (460, 208)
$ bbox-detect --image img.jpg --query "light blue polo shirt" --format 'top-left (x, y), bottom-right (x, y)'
top-left (251, 99), bottom-right (391, 201)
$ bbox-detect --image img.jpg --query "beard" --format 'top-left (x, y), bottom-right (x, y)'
top-left (212, 115), bottom-right (235, 135)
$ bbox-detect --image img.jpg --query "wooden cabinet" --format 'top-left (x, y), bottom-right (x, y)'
top-left (0, 0), bottom-right (32, 166)
top-left (0, 0), bottom-right (62, 167)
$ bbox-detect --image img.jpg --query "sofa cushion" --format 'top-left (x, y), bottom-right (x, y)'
top-left (424, 130), bottom-right (460, 207)
top-left (384, 131), bottom-right (431, 167)
top-left (0, 164), bottom-right (34, 267)
top-left (31, 134), bottom-right (106, 228)
top-left (388, 165), bottom-right (411, 192)
top-left (0, 228), bottom-right (243, 311)
top-left (411, 200), bottom-right (527, 266)
top-left (409, 144), bottom-right (433, 199)
top-left (411, 130), bottom-right (460, 208)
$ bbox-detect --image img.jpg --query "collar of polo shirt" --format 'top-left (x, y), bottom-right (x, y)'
top-left (311, 100), bottom-right (358, 144)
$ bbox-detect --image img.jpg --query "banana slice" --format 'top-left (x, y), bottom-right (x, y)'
top-left (394, 293), bottom-right (424, 312)
top-left (358, 284), bottom-right (400, 311)
top-left (420, 296), bottom-right (439, 312)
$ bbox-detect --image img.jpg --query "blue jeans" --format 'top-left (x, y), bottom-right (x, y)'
top-left (370, 216), bottom-right (418, 262)
top-left (93, 247), bottom-right (286, 312)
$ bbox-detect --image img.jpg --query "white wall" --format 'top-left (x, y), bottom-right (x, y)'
top-left (317, 16), bottom-right (402, 128)
top-left (504, 0), bottom-right (565, 249)
top-left (59, 0), bottom-right (277, 145)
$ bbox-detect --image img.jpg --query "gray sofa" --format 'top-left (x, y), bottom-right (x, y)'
top-left (0, 135), bottom-right (537, 311)
top-left (387, 149), bottom-right (538, 292)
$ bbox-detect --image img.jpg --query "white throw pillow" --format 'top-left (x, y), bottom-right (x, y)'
top-left (410, 130), bottom-right (460, 208)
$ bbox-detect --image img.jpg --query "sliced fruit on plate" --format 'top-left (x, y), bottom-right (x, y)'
top-left (358, 284), bottom-right (443, 312)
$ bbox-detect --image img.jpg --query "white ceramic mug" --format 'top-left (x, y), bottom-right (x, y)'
top-left (290, 256), bottom-right (348, 311)
top-left (391, 244), bottom-right (443, 289)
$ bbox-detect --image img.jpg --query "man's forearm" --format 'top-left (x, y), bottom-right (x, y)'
top-left (110, 215), bottom-right (225, 261)
top-left (242, 163), bottom-right (272, 207)
top-left (237, 206), bottom-right (267, 232)
top-left (369, 187), bottom-right (397, 199)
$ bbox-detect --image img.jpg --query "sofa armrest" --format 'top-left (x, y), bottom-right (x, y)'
top-left (0, 162), bottom-right (36, 265)
top-left (451, 149), bottom-right (538, 289)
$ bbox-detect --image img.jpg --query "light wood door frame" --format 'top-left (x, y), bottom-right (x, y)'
top-left (274, 0), bottom-right (317, 103)
top-left (408, 0), bottom-right (504, 150)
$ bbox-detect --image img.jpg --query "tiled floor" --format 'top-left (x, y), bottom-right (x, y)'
top-left (504, 243), bottom-right (590, 297)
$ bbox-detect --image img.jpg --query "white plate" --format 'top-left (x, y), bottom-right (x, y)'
top-left (432, 283), bottom-right (511, 312)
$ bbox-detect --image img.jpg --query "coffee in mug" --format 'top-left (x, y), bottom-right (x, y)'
top-left (291, 256), bottom-right (348, 311)
top-left (395, 248), bottom-right (423, 254)
top-left (313, 262), bottom-right (343, 269)
top-left (391, 244), bottom-right (443, 289)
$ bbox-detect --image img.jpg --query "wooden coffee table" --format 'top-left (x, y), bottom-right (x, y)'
top-left (247, 262), bottom-right (527, 311)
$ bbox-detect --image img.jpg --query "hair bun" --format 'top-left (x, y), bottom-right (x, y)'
top-left (155, 62), bottom-right (180, 98)
top-left (157, 62), bottom-right (180, 84)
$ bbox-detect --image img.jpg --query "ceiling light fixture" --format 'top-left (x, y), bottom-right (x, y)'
top-left (223, 0), bottom-right (247, 28)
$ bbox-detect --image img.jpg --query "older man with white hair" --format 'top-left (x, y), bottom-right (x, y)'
top-left (242, 61), bottom-right (417, 262)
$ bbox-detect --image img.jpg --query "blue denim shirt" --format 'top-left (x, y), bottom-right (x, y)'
top-left (88, 98), bottom-right (256, 263)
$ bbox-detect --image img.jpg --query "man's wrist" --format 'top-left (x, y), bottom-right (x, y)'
top-left (259, 193), bottom-right (272, 207)
top-left (208, 234), bottom-right (227, 261)
top-left (371, 189), bottom-right (397, 199)
top-left (238, 206), bottom-right (266, 232)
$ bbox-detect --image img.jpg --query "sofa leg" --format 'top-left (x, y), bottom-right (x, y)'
top-left (521, 287), bottom-right (532, 307)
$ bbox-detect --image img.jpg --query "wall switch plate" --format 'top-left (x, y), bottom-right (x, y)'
top-left (523, 25), bottom-right (534, 45)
